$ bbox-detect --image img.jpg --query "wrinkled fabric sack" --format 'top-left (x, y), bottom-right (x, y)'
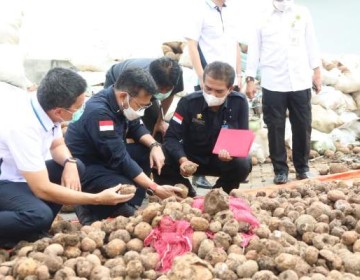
top-left (192, 196), bottom-right (260, 246)
top-left (144, 216), bottom-right (193, 272)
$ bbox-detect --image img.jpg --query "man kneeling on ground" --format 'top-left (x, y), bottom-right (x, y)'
top-left (154, 61), bottom-right (252, 194)
top-left (0, 68), bottom-right (133, 249)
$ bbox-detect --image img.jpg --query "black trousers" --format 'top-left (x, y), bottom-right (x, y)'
top-left (262, 88), bottom-right (312, 175)
top-left (154, 154), bottom-right (252, 194)
top-left (0, 159), bottom-right (85, 248)
top-left (80, 143), bottom-right (151, 221)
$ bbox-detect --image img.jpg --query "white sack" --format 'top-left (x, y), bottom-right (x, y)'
top-left (321, 67), bottom-right (341, 86)
top-left (312, 104), bottom-right (343, 133)
top-left (0, 44), bottom-right (27, 89)
top-left (334, 72), bottom-right (360, 94)
top-left (311, 129), bottom-right (336, 154)
top-left (330, 119), bottom-right (360, 146)
top-left (311, 86), bottom-right (347, 113)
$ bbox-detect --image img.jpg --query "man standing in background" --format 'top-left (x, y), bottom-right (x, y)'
top-left (246, 0), bottom-right (321, 184)
top-left (184, 0), bottom-right (242, 189)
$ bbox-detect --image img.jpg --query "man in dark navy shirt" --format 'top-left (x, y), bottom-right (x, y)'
top-left (104, 57), bottom-right (183, 142)
top-left (154, 61), bottom-right (252, 194)
top-left (66, 68), bottom-right (182, 225)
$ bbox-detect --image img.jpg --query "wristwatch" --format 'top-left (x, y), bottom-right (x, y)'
top-left (246, 76), bottom-right (255, 83)
top-left (63, 157), bottom-right (77, 166)
top-left (149, 141), bottom-right (161, 151)
top-left (146, 182), bottom-right (158, 196)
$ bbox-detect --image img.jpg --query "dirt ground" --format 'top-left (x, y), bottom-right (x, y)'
top-left (200, 148), bottom-right (360, 195)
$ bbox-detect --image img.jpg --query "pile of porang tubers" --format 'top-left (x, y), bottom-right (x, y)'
top-left (2, 179), bottom-right (360, 280)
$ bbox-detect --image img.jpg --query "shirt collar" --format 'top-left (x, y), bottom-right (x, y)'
top-left (206, 0), bottom-right (226, 9)
top-left (30, 94), bottom-right (57, 132)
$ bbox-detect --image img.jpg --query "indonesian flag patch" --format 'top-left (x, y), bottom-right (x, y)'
top-left (99, 120), bottom-right (115, 137)
top-left (99, 120), bottom-right (114, 131)
top-left (172, 112), bottom-right (183, 125)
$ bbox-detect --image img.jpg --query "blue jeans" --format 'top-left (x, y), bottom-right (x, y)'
top-left (0, 159), bottom-right (85, 248)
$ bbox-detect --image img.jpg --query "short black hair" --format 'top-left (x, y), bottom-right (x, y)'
top-left (149, 57), bottom-right (182, 89)
top-left (114, 67), bottom-right (157, 97)
top-left (203, 61), bottom-right (235, 88)
top-left (37, 67), bottom-right (87, 111)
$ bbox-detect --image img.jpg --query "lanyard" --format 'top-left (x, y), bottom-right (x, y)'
top-left (30, 99), bottom-right (48, 132)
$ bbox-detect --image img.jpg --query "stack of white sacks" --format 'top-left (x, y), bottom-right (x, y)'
top-left (249, 54), bottom-right (360, 163)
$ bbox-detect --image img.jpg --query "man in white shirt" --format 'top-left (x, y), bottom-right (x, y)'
top-left (185, 0), bottom-right (242, 189)
top-left (245, 0), bottom-right (321, 184)
top-left (0, 68), bottom-right (134, 249)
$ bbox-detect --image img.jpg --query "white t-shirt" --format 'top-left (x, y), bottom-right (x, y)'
top-left (0, 82), bottom-right (62, 182)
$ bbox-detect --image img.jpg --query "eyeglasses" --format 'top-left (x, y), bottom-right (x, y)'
top-left (126, 93), bottom-right (152, 111)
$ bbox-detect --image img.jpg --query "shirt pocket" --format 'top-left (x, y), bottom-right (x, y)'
top-left (189, 122), bottom-right (208, 145)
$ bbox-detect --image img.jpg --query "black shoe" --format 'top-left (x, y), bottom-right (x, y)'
top-left (187, 185), bottom-right (198, 198)
top-left (75, 205), bottom-right (98, 225)
top-left (296, 172), bottom-right (313, 180)
top-left (273, 173), bottom-right (288, 184)
top-left (192, 175), bottom-right (212, 189)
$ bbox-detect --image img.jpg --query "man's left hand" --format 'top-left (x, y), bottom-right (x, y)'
top-left (61, 163), bottom-right (81, 191)
top-left (218, 149), bottom-right (233, 162)
top-left (150, 146), bottom-right (165, 175)
top-left (312, 68), bottom-right (322, 94)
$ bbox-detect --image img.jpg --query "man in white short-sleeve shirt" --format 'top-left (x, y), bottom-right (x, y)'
top-left (0, 68), bottom-right (134, 249)
top-left (184, 0), bottom-right (243, 190)
top-left (185, 0), bottom-right (242, 90)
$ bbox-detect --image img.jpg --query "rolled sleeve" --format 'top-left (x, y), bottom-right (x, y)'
top-left (127, 119), bottom-right (150, 142)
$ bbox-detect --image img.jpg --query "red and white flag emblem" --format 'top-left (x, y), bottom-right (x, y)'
top-left (99, 120), bottom-right (114, 131)
top-left (172, 112), bottom-right (183, 125)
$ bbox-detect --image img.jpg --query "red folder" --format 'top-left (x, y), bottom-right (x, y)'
top-left (212, 129), bottom-right (255, 158)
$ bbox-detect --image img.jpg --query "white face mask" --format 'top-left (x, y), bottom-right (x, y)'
top-left (273, 0), bottom-right (294, 12)
top-left (203, 91), bottom-right (226, 107)
top-left (154, 89), bottom-right (172, 101)
top-left (122, 94), bottom-right (145, 121)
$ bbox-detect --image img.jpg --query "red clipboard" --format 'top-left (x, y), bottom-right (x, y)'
top-left (212, 129), bottom-right (255, 158)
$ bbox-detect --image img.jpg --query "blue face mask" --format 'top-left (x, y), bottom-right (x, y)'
top-left (62, 103), bottom-right (85, 123)
top-left (154, 89), bottom-right (172, 101)
top-left (70, 106), bottom-right (85, 122)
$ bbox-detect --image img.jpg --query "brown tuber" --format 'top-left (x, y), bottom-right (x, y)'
top-left (203, 189), bottom-right (229, 215)
top-left (133, 222), bottom-right (152, 240)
